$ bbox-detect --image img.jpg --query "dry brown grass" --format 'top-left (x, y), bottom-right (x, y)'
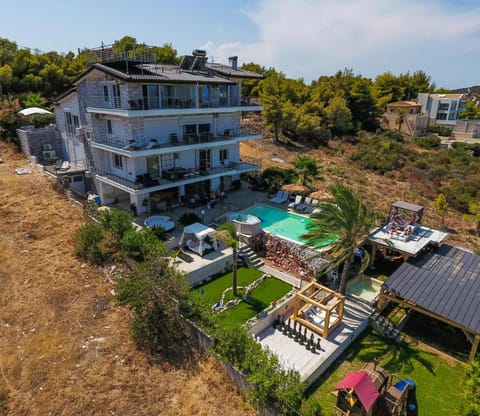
top-left (0, 143), bottom-right (255, 415)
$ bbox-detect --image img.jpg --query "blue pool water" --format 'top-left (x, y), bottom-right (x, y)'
top-left (241, 204), bottom-right (333, 247)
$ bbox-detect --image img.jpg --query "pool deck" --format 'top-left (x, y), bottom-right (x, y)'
top-left (255, 298), bottom-right (373, 386)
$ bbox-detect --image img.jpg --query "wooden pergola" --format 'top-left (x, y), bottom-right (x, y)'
top-left (378, 245), bottom-right (480, 362)
top-left (291, 282), bottom-right (345, 339)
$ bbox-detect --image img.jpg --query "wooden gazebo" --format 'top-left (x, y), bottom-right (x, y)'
top-left (292, 282), bottom-right (345, 339)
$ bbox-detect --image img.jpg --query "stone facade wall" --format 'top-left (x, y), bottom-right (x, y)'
top-left (255, 233), bottom-right (322, 277)
top-left (17, 125), bottom-right (63, 161)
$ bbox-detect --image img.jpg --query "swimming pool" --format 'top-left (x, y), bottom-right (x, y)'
top-left (241, 204), bottom-right (333, 247)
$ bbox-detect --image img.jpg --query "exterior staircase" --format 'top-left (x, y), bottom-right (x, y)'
top-left (239, 246), bottom-right (264, 269)
top-left (369, 310), bottom-right (402, 341)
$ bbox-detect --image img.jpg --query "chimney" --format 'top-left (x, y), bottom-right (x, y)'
top-left (228, 56), bottom-right (238, 70)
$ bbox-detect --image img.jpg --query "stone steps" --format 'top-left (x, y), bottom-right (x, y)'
top-left (240, 247), bottom-right (264, 268)
top-left (369, 311), bottom-right (402, 340)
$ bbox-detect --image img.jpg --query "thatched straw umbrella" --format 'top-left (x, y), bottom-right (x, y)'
top-left (309, 189), bottom-right (333, 201)
top-left (282, 183), bottom-right (310, 196)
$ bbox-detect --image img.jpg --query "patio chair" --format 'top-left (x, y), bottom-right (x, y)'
top-left (288, 195), bottom-right (303, 210)
top-left (270, 191), bottom-right (288, 204)
top-left (296, 197), bottom-right (312, 212)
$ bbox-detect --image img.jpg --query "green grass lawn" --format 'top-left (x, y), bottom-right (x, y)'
top-left (304, 328), bottom-right (467, 416)
top-left (193, 267), bottom-right (292, 328)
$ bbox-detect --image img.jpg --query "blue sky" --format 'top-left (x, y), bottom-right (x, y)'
top-left (2, 0), bottom-right (480, 89)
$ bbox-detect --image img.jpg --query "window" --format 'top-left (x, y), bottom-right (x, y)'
top-left (73, 115), bottom-right (80, 129)
top-left (438, 103), bottom-right (449, 111)
top-left (112, 84), bottom-right (121, 108)
top-left (436, 113), bottom-right (447, 120)
top-left (106, 120), bottom-right (113, 135)
top-left (103, 85), bottom-right (109, 102)
top-left (113, 154), bottom-right (123, 169)
top-left (71, 175), bottom-right (83, 183)
top-left (219, 149), bottom-right (228, 162)
top-left (198, 123), bottom-right (210, 133)
top-left (142, 85), bottom-right (160, 109)
top-left (65, 111), bottom-right (74, 134)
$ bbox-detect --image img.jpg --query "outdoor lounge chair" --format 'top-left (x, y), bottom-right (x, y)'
top-left (178, 249), bottom-right (194, 263)
top-left (288, 195), bottom-right (303, 210)
top-left (296, 197), bottom-right (312, 213)
top-left (270, 191), bottom-right (289, 204)
top-left (311, 199), bottom-right (321, 214)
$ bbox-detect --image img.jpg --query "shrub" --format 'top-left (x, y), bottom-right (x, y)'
top-left (427, 125), bottom-right (452, 136)
top-left (178, 212), bottom-right (202, 226)
top-left (413, 135), bottom-right (441, 149)
top-left (29, 113), bottom-right (55, 128)
top-left (150, 225), bottom-right (168, 241)
top-left (74, 223), bottom-right (108, 264)
top-left (96, 208), bottom-right (133, 239)
top-left (351, 131), bottom-right (413, 173)
top-left (213, 326), bottom-right (305, 415)
top-left (121, 228), bottom-right (165, 261)
top-left (442, 176), bottom-right (480, 212)
top-left (262, 167), bottom-right (296, 193)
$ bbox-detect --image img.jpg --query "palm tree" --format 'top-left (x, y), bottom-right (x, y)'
top-left (216, 222), bottom-right (239, 295)
top-left (302, 183), bottom-right (374, 295)
top-left (292, 155), bottom-right (321, 188)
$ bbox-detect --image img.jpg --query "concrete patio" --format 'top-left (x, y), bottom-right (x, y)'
top-left (254, 298), bottom-right (373, 386)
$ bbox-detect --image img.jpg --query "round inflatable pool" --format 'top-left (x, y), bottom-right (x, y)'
top-left (226, 212), bottom-right (262, 235)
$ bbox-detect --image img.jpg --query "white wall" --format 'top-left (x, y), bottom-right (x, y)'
top-left (144, 117), bottom-right (178, 144)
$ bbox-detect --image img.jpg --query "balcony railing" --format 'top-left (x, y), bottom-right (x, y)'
top-left (92, 127), bottom-right (260, 151)
top-left (96, 162), bottom-right (259, 191)
top-left (85, 95), bottom-right (260, 111)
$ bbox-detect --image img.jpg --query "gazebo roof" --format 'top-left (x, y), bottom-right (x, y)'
top-left (391, 201), bottom-right (424, 213)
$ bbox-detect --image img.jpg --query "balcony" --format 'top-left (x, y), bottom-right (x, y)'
top-left (91, 128), bottom-right (262, 157)
top-left (84, 95), bottom-right (262, 115)
top-left (95, 162), bottom-right (260, 195)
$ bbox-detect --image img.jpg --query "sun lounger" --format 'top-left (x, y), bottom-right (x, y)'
top-left (178, 250), bottom-right (194, 263)
top-left (270, 191), bottom-right (289, 204)
top-left (288, 195), bottom-right (303, 209)
top-left (296, 197), bottom-right (312, 213)
top-left (186, 239), bottom-right (212, 256)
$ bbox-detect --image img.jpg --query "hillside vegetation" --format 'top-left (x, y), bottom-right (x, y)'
top-left (240, 119), bottom-right (480, 253)
top-left (0, 142), bottom-right (254, 415)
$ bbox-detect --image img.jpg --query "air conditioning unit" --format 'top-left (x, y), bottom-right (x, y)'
top-left (85, 128), bottom-right (93, 140)
top-left (75, 127), bottom-right (86, 137)
top-left (43, 150), bottom-right (56, 160)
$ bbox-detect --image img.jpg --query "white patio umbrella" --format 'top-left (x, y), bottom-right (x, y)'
top-left (18, 107), bottom-right (53, 116)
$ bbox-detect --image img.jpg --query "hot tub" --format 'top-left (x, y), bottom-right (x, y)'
top-left (226, 212), bottom-right (262, 235)
top-left (144, 215), bottom-right (175, 231)
top-left (346, 275), bottom-right (383, 305)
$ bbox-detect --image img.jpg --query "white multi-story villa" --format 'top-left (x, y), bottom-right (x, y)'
top-left (53, 47), bottom-right (263, 213)
top-left (417, 93), bottom-right (466, 126)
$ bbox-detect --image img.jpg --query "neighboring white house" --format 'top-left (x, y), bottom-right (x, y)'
top-left (53, 47), bottom-right (263, 213)
top-left (417, 93), bottom-right (466, 126)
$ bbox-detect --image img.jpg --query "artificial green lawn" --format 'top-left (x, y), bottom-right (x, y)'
top-left (193, 267), bottom-right (292, 328)
top-left (305, 328), bottom-right (467, 416)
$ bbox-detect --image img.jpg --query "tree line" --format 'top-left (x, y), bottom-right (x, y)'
top-left (0, 35), bottom-right (445, 147)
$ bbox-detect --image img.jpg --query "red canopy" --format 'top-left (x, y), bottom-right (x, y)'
top-left (336, 371), bottom-right (380, 411)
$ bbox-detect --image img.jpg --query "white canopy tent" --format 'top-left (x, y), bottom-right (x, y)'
top-left (179, 222), bottom-right (218, 256)
top-left (18, 107), bottom-right (53, 116)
